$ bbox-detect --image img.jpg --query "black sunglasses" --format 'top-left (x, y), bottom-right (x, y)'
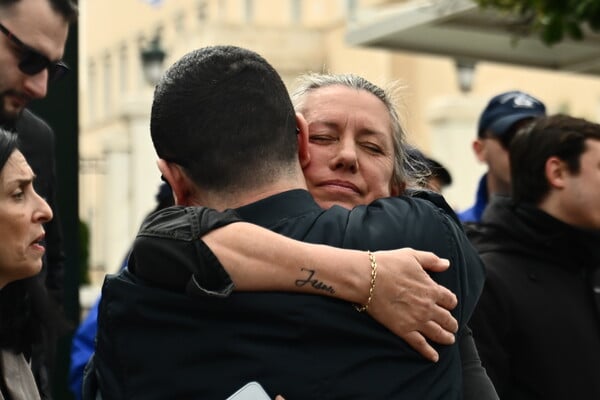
top-left (0, 22), bottom-right (69, 82)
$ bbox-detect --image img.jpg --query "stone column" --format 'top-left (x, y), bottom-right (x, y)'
top-left (102, 130), bottom-right (131, 274)
top-left (426, 95), bottom-right (486, 210)
top-left (102, 94), bottom-right (160, 274)
top-left (121, 96), bottom-right (162, 239)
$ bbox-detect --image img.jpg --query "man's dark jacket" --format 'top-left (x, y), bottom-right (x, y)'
top-left (468, 197), bottom-right (600, 400)
top-left (93, 190), bottom-right (485, 399)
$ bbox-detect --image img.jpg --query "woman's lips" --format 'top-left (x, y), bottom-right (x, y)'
top-left (30, 233), bottom-right (46, 252)
top-left (319, 180), bottom-right (360, 194)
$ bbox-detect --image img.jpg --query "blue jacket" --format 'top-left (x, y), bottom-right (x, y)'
top-left (458, 175), bottom-right (488, 223)
top-left (68, 298), bottom-right (98, 400)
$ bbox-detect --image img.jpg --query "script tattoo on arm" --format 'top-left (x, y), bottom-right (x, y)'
top-left (294, 268), bottom-right (335, 294)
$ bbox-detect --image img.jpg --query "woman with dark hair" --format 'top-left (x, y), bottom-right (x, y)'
top-left (0, 128), bottom-right (53, 400)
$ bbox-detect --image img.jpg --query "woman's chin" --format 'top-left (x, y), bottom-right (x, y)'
top-left (22, 260), bottom-right (43, 279)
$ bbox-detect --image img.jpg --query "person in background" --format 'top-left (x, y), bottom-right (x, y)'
top-left (404, 146), bottom-right (453, 193)
top-left (0, 0), bottom-right (78, 396)
top-left (425, 157), bottom-right (452, 193)
top-left (458, 90), bottom-right (545, 223)
top-left (468, 114), bottom-right (600, 399)
top-left (0, 128), bottom-right (53, 400)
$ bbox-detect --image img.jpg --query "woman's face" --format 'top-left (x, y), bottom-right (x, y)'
top-left (300, 85), bottom-right (398, 209)
top-left (0, 150), bottom-right (52, 288)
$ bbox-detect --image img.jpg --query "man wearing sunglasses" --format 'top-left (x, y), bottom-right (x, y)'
top-left (458, 90), bottom-right (546, 223)
top-left (0, 0), bottom-right (77, 398)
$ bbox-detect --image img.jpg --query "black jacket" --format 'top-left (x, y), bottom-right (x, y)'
top-left (468, 197), bottom-right (600, 400)
top-left (93, 190), bottom-right (485, 399)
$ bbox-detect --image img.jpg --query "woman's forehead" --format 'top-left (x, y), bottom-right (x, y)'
top-left (306, 85), bottom-right (382, 104)
top-left (305, 87), bottom-right (392, 133)
top-left (1, 151), bottom-right (34, 183)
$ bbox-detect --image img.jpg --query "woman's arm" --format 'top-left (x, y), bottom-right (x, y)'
top-left (130, 206), bottom-right (457, 362)
top-left (203, 222), bottom-right (458, 362)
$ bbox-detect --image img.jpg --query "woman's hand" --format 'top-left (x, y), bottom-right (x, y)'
top-left (367, 248), bottom-right (458, 362)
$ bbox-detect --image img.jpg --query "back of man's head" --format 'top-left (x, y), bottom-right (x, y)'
top-left (151, 46), bottom-right (298, 193)
top-left (478, 90), bottom-right (546, 142)
top-left (510, 114), bottom-right (600, 205)
top-left (0, 0), bottom-right (78, 22)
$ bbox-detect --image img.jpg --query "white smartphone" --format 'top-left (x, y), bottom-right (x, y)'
top-left (226, 381), bottom-right (271, 400)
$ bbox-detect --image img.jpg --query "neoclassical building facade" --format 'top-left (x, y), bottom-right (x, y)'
top-left (80, 0), bottom-right (600, 283)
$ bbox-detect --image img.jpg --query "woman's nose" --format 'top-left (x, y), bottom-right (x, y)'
top-left (330, 140), bottom-right (359, 173)
top-left (33, 191), bottom-right (53, 223)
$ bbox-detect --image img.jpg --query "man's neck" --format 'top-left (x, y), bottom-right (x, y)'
top-left (187, 178), bottom-right (307, 211)
top-left (486, 173), bottom-right (510, 198)
top-left (537, 192), bottom-right (578, 229)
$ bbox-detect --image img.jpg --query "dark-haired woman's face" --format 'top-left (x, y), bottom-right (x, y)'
top-left (0, 150), bottom-right (52, 288)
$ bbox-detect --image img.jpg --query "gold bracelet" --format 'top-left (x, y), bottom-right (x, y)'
top-left (354, 250), bottom-right (377, 312)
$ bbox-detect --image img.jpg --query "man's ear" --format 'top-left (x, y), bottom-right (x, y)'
top-left (296, 113), bottom-right (311, 168)
top-left (545, 156), bottom-right (567, 190)
top-left (472, 138), bottom-right (486, 163)
top-left (157, 159), bottom-right (190, 205)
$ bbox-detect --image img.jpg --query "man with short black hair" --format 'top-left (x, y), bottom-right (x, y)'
top-left (458, 90), bottom-right (546, 222)
top-left (469, 114), bottom-right (600, 399)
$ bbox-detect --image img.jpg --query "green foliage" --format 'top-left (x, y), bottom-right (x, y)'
top-left (474, 0), bottom-right (600, 45)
